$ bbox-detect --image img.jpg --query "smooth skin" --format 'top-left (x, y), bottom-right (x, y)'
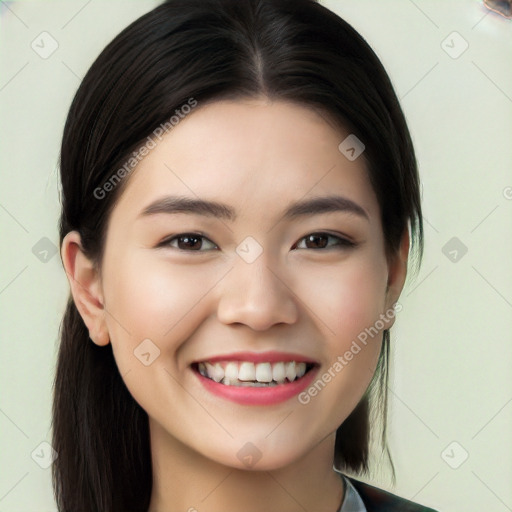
top-left (61, 98), bottom-right (409, 512)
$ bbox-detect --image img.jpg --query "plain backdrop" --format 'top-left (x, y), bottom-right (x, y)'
top-left (0, 1), bottom-right (511, 511)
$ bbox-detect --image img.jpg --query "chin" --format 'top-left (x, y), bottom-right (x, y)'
top-left (207, 443), bottom-right (306, 472)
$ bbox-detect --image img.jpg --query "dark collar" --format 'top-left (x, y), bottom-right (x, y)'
top-left (344, 475), bottom-right (439, 512)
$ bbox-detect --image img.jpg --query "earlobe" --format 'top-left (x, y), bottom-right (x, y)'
top-left (61, 231), bottom-right (110, 346)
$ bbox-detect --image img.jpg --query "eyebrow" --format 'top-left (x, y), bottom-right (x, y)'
top-left (138, 194), bottom-right (370, 222)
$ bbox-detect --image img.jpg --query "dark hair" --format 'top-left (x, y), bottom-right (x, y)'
top-left (52, 0), bottom-right (423, 510)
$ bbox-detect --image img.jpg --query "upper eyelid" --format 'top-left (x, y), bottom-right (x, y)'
top-left (159, 233), bottom-right (217, 249)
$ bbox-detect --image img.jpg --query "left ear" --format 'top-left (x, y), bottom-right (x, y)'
top-left (383, 227), bottom-right (410, 327)
top-left (61, 231), bottom-right (110, 346)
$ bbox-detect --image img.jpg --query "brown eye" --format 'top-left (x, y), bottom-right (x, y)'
top-left (293, 233), bottom-right (355, 250)
top-left (160, 233), bottom-right (218, 251)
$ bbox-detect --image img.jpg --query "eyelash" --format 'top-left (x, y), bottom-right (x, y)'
top-left (157, 232), bottom-right (357, 252)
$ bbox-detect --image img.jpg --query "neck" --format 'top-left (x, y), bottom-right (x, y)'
top-left (148, 419), bottom-right (345, 512)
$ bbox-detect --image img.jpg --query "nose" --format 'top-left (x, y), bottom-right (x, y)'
top-left (216, 255), bottom-right (299, 331)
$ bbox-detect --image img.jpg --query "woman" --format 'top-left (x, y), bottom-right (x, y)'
top-left (53, 0), bottom-right (439, 510)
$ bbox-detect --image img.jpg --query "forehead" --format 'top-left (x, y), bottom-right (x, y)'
top-left (110, 98), bottom-right (379, 225)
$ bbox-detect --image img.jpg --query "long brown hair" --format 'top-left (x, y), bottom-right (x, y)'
top-left (53, 0), bottom-right (423, 510)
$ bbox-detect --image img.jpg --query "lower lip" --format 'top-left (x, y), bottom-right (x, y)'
top-left (192, 365), bottom-right (319, 406)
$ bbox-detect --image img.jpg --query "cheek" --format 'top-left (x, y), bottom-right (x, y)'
top-left (295, 252), bottom-right (388, 346)
top-left (292, 255), bottom-right (389, 438)
top-left (102, 251), bottom-right (217, 357)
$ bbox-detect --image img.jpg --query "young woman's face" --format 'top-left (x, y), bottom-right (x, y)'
top-left (94, 98), bottom-right (406, 470)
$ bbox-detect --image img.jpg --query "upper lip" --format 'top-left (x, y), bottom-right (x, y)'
top-left (191, 351), bottom-right (319, 365)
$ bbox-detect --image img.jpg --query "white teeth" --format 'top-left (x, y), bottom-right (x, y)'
top-left (285, 361), bottom-right (297, 382)
top-left (222, 377), bottom-right (240, 386)
top-left (206, 362), bottom-right (224, 382)
top-left (255, 362), bottom-right (273, 382)
top-left (272, 362), bottom-right (286, 383)
top-left (238, 362), bottom-right (256, 381)
top-left (296, 362), bottom-right (306, 378)
top-left (224, 362), bottom-right (238, 380)
top-left (197, 360), bottom-right (312, 386)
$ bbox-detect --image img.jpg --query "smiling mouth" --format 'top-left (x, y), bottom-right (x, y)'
top-left (191, 360), bottom-right (317, 387)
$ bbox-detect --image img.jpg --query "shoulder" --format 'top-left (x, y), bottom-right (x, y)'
top-left (345, 475), bottom-right (440, 512)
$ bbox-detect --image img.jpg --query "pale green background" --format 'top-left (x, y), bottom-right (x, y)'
top-left (1, 1), bottom-right (511, 511)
